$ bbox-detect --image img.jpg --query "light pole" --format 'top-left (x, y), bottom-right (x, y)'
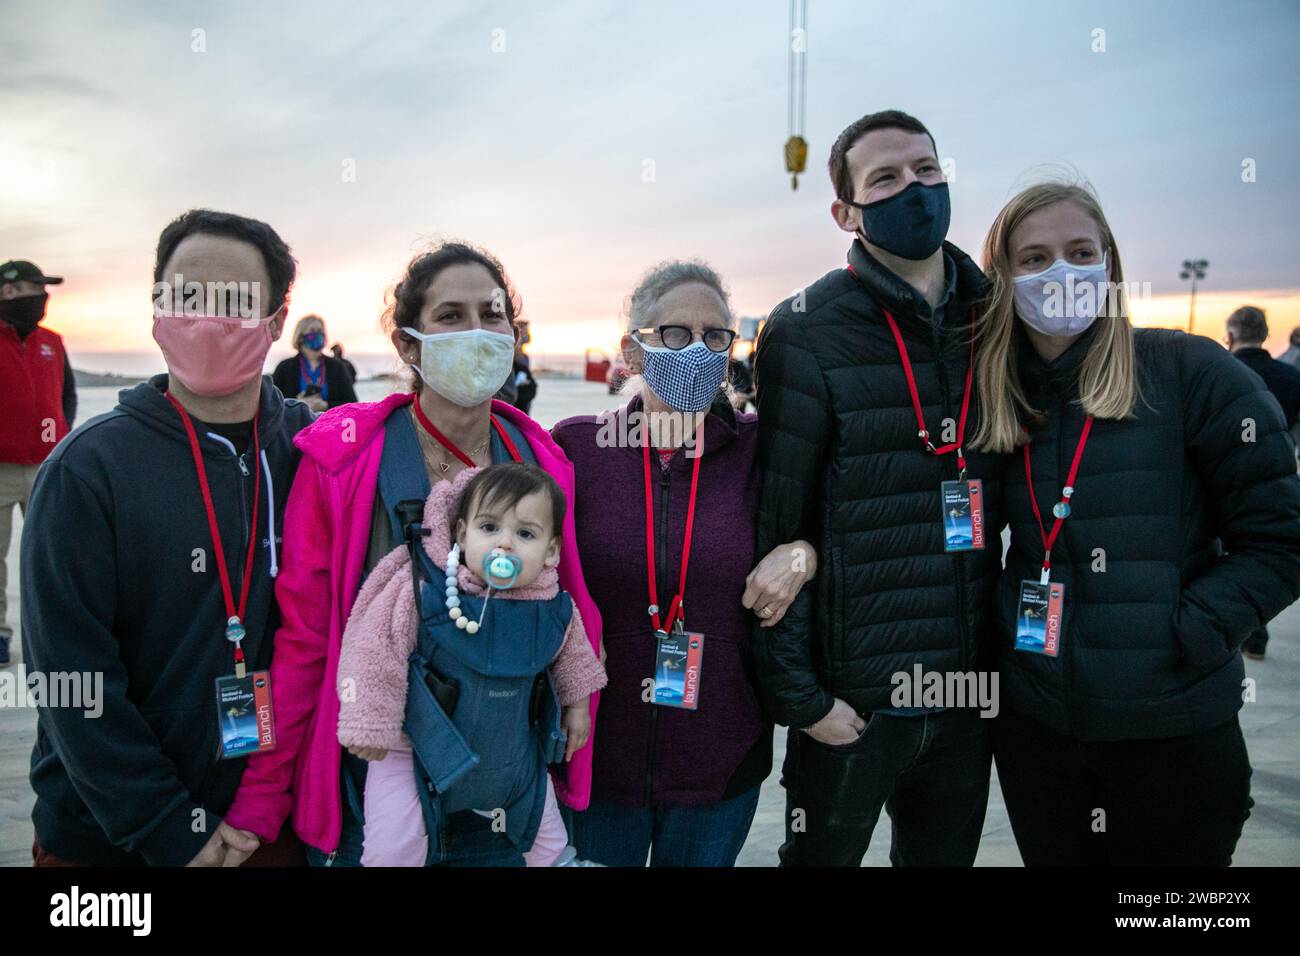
top-left (1180, 259), bottom-right (1208, 333)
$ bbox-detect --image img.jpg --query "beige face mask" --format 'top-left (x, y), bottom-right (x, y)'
top-left (401, 327), bottom-right (515, 406)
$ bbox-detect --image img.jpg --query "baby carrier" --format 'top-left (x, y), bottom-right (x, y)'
top-left (376, 407), bottom-right (569, 863)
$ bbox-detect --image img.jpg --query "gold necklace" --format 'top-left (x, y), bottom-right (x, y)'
top-left (411, 407), bottom-right (489, 475)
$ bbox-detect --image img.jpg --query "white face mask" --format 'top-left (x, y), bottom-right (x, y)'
top-left (1012, 254), bottom-right (1110, 337)
top-left (401, 327), bottom-right (515, 407)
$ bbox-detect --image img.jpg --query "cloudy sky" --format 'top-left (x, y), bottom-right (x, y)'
top-left (3, 0), bottom-right (1298, 367)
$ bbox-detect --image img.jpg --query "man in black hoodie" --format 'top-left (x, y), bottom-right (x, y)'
top-left (22, 210), bottom-right (315, 866)
top-left (753, 111), bottom-right (1000, 866)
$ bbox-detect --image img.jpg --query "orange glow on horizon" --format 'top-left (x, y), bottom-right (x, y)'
top-left (41, 283), bottom-right (1300, 361)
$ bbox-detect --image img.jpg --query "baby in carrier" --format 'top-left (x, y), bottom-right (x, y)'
top-left (337, 463), bottom-right (606, 866)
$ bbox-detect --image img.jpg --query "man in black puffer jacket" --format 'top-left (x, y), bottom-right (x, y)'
top-left (752, 110), bottom-right (1002, 866)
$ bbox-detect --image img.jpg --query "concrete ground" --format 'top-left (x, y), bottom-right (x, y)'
top-left (2, 378), bottom-right (1297, 866)
top-left (735, 604), bottom-right (1300, 865)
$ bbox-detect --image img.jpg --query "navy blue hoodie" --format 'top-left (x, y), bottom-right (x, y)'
top-left (22, 374), bottom-right (314, 865)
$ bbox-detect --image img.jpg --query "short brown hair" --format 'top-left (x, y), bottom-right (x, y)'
top-left (828, 110), bottom-right (936, 202)
top-left (1226, 306), bottom-right (1267, 345)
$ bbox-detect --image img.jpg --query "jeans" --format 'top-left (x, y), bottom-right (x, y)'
top-left (778, 707), bottom-right (991, 866)
top-left (305, 750), bottom-right (524, 867)
top-left (568, 786), bottom-right (761, 867)
top-left (993, 709), bottom-right (1253, 866)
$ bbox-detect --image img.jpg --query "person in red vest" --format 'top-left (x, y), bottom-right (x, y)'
top-left (0, 260), bottom-right (76, 666)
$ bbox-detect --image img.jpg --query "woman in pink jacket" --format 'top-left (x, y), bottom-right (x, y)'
top-left (214, 242), bottom-right (605, 866)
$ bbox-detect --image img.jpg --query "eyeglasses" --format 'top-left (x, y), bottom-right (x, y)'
top-left (634, 325), bottom-right (736, 353)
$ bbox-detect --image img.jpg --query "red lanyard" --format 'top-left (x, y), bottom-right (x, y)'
top-left (642, 433), bottom-right (703, 635)
top-left (165, 392), bottom-right (261, 676)
top-left (490, 416), bottom-right (523, 463)
top-left (882, 307), bottom-right (977, 477)
top-left (411, 397), bottom-right (523, 465)
top-left (1023, 416), bottom-right (1094, 583)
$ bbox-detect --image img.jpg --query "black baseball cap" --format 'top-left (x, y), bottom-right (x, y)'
top-left (0, 260), bottom-right (63, 286)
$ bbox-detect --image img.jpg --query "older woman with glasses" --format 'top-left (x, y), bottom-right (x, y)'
top-left (551, 259), bottom-right (816, 866)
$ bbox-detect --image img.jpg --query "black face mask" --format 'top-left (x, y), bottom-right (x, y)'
top-left (849, 180), bottom-right (951, 261)
top-left (0, 292), bottom-right (49, 336)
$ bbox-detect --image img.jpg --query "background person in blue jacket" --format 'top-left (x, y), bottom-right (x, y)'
top-left (271, 313), bottom-right (358, 412)
top-left (22, 209), bottom-right (314, 866)
top-left (974, 182), bottom-right (1300, 866)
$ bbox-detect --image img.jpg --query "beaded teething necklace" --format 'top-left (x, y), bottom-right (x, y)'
top-left (443, 544), bottom-right (524, 635)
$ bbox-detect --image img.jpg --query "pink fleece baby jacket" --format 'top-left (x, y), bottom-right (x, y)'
top-left (336, 466), bottom-right (606, 750)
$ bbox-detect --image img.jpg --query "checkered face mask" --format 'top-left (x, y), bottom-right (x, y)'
top-left (637, 339), bottom-right (729, 412)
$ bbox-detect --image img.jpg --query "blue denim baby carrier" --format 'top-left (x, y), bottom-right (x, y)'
top-left (377, 407), bottom-right (569, 863)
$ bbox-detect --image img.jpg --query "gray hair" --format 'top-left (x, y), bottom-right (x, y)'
top-left (621, 259), bottom-right (737, 406)
top-left (626, 259), bottom-right (735, 332)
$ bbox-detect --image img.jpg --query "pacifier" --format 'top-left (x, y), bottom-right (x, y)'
top-left (482, 550), bottom-right (522, 589)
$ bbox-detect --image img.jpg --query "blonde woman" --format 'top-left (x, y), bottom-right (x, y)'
top-left (272, 313), bottom-right (358, 412)
top-left (972, 182), bottom-right (1300, 865)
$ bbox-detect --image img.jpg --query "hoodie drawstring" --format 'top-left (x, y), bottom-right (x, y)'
top-left (260, 448), bottom-right (278, 578)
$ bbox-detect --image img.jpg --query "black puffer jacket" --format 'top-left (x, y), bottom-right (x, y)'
top-left (752, 239), bottom-right (1001, 729)
top-left (998, 326), bottom-right (1300, 740)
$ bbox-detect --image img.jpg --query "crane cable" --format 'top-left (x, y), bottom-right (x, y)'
top-left (785, 0), bottom-right (808, 190)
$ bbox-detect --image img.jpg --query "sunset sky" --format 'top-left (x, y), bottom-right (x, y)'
top-left (3, 0), bottom-right (1298, 367)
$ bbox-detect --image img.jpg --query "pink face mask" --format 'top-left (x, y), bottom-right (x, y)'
top-left (152, 310), bottom-right (276, 397)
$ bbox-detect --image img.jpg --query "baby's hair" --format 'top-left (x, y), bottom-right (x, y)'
top-left (453, 463), bottom-right (566, 541)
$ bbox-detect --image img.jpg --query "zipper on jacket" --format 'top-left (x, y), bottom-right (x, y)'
top-left (1055, 392), bottom-right (1074, 736)
top-left (235, 450), bottom-right (251, 585)
top-left (930, 318), bottom-right (973, 672)
top-left (204, 433), bottom-right (255, 597)
top-left (193, 437), bottom-right (254, 782)
top-left (214, 439), bottom-right (253, 631)
top-left (644, 462), bottom-right (671, 807)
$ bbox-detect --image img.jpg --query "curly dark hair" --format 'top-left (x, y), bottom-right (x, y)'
top-left (381, 240), bottom-right (521, 335)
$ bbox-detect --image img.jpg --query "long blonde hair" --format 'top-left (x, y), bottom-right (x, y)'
top-left (971, 182), bottom-right (1138, 453)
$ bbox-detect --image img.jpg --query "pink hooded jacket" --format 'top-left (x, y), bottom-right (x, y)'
top-left (223, 393), bottom-right (604, 851)
top-left (336, 465), bottom-right (606, 751)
